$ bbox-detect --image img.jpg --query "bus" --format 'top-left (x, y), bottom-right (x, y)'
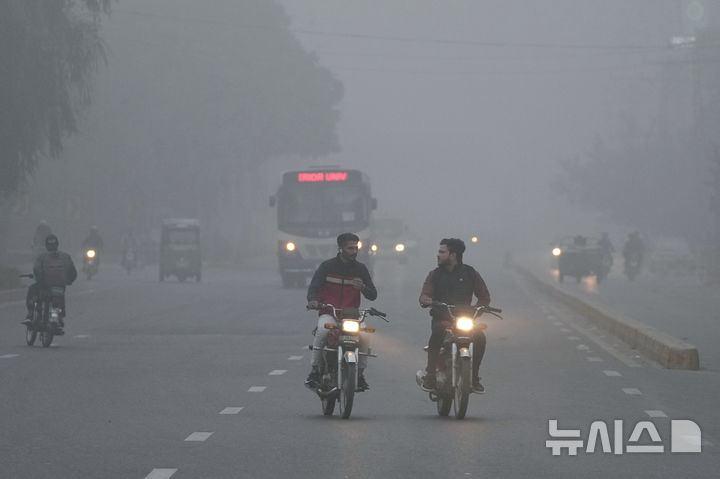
top-left (269, 167), bottom-right (377, 287)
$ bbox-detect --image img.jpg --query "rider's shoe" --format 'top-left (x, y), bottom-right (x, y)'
top-left (21, 319), bottom-right (32, 326)
top-left (357, 374), bottom-right (369, 391)
top-left (304, 369), bottom-right (320, 389)
top-left (421, 374), bottom-right (436, 391)
top-left (472, 377), bottom-right (485, 394)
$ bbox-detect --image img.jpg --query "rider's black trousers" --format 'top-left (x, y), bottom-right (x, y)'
top-left (427, 318), bottom-right (486, 379)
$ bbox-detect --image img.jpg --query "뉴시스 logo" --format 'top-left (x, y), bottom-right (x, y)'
top-left (546, 419), bottom-right (702, 455)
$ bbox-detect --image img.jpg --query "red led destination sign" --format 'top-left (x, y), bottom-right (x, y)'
top-left (298, 171), bottom-right (348, 183)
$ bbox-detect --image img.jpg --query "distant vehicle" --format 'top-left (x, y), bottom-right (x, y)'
top-left (269, 168), bottom-right (377, 288)
top-left (82, 248), bottom-right (99, 280)
top-left (369, 218), bottom-right (418, 264)
top-left (552, 236), bottom-right (612, 283)
top-left (159, 219), bottom-right (201, 283)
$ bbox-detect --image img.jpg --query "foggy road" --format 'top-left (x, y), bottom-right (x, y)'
top-left (1, 260), bottom-right (717, 478)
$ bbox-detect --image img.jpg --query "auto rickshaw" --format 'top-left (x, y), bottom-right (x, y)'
top-left (554, 235), bottom-right (612, 283)
top-left (159, 219), bottom-right (201, 282)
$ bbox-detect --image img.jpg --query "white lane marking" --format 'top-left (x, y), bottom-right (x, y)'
top-left (587, 357), bottom-right (603, 362)
top-left (623, 388), bottom-right (642, 395)
top-left (269, 370), bottom-right (287, 376)
top-left (559, 328), bottom-right (570, 333)
top-left (0, 354), bottom-right (19, 359)
top-left (249, 386), bottom-right (266, 392)
top-left (73, 334), bottom-right (90, 339)
top-left (645, 410), bottom-right (667, 418)
top-left (220, 407), bottom-right (244, 415)
top-left (567, 336), bottom-right (580, 341)
top-left (288, 355), bottom-right (303, 361)
top-left (546, 315), bottom-right (557, 321)
top-left (553, 321), bottom-right (562, 326)
top-left (603, 370), bottom-right (622, 377)
top-left (145, 469), bottom-right (177, 479)
top-left (577, 344), bottom-right (590, 351)
top-left (185, 432), bottom-right (213, 442)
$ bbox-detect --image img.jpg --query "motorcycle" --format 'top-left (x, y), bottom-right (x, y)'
top-left (624, 251), bottom-right (642, 280)
top-left (20, 274), bottom-right (64, 347)
top-left (122, 247), bottom-right (137, 274)
top-left (306, 303), bottom-right (388, 419)
top-left (416, 302), bottom-right (502, 420)
top-left (83, 248), bottom-right (99, 279)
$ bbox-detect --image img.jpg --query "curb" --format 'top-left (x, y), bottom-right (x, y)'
top-left (516, 265), bottom-right (700, 370)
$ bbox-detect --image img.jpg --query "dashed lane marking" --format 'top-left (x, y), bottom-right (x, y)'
top-left (144, 469), bottom-right (177, 479)
top-left (553, 321), bottom-right (562, 326)
top-left (269, 370), bottom-right (287, 376)
top-left (559, 328), bottom-right (570, 333)
top-left (622, 388), bottom-right (642, 395)
top-left (577, 344), bottom-right (590, 351)
top-left (185, 432), bottom-right (213, 442)
top-left (248, 386), bottom-right (266, 392)
top-left (288, 356), bottom-right (303, 361)
top-left (220, 407), bottom-right (244, 415)
top-left (567, 336), bottom-right (580, 341)
top-left (0, 354), bottom-right (19, 359)
top-left (603, 370), bottom-right (622, 376)
top-left (645, 410), bottom-right (667, 418)
top-left (587, 357), bottom-right (603, 362)
top-left (73, 334), bottom-right (90, 339)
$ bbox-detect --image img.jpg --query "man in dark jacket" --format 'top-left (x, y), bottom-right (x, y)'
top-left (419, 238), bottom-right (491, 393)
top-left (305, 232), bottom-right (378, 390)
top-left (22, 234), bottom-right (77, 334)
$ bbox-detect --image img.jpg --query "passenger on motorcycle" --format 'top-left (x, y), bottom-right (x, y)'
top-left (419, 238), bottom-right (491, 393)
top-left (22, 234), bottom-right (77, 333)
top-left (305, 233), bottom-right (378, 391)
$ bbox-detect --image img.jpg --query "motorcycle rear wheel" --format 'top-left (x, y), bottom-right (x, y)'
top-left (40, 328), bottom-right (54, 348)
top-left (453, 357), bottom-right (471, 419)
top-left (339, 362), bottom-right (356, 419)
top-left (25, 326), bottom-right (37, 346)
top-left (437, 396), bottom-right (452, 416)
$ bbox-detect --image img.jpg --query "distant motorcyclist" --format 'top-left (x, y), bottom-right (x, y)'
top-left (32, 220), bottom-right (52, 253)
top-left (22, 234), bottom-right (77, 333)
top-left (419, 238), bottom-right (491, 393)
top-left (121, 228), bottom-right (138, 266)
top-left (598, 233), bottom-right (615, 255)
top-left (82, 226), bottom-right (104, 252)
top-left (305, 233), bottom-right (378, 391)
top-left (623, 232), bottom-right (645, 276)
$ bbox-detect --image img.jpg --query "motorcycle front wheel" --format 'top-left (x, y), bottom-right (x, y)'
top-left (453, 357), bottom-right (471, 419)
top-left (321, 395), bottom-right (336, 416)
top-left (25, 326), bottom-right (37, 346)
top-left (40, 327), bottom-right (54, 348)
top-left (339, 361), bottom-right (356, 419)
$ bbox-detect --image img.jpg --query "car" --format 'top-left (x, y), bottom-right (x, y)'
top-left (369, 218), bottom-right (418, 264)
top-left (552, 235), bottom-right (612, 283)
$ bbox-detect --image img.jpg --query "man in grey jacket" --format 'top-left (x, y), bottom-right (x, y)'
top-left (22, 234), bottom-right (77, 333)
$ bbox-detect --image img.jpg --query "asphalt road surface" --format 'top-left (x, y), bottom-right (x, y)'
top-left (1, 258), bottom-right (717, 478)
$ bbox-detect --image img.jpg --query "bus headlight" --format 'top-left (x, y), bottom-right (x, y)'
top-left (552, 247), bottom-right (562, 256)
top-left (285, 242), bottom-right (296, 252)
top-left (395, 243), bottom-right (405, 252)
top-left (456, 317), bottom-right (473, 331)
top-left (86, 249), bottom-right (96, 258)
top-left (342, 320), bottom-right (360, 333)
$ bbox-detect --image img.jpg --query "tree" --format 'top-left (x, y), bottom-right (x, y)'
top-left (0, 0), bottom-right (110, 197)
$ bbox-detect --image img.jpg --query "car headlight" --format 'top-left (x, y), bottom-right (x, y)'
top-left (395, 243), bottom-right (405, 252)
top-left (86, 249), bottom-right (96, 258)
top-left (342, 320), bottom-right (360, 333)
top-left (552, 247), bottom-right (562, 256)
top-left (456, 317), bottom-right (473, 331)
top-left (285, 242), bottom-right (296, 252)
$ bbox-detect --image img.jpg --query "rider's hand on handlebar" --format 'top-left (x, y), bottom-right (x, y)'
top-left (419, 295), bottom-right (433, 308)
top-left (349, 278), bottom-right (364, 291)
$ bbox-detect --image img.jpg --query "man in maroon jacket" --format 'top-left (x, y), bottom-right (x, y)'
top-left (306, 233), bottom-right (378, 390)
top-left (419, 238), bottom-right (490, 393)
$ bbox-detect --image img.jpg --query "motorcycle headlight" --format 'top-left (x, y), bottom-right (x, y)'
top-left (456, 317), bottom-right (474, 331)
top-left (371, 244), bottom-right (378, 252)
top-left (285, 242), bottom-right (296, 252)
top-left (395, 243), bottom-right (405, 252)
top-left (552, 247), bottom-right (562, 256)
top-left (342, 320), bottom-right (360, 333)
top-left (86, 249), bottom-right (96, 258)
top-left (357, 241), bottom-right (363, 249)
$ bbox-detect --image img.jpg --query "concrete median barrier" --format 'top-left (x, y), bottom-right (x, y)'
top-left (516, 266), bottom-right (700, 370)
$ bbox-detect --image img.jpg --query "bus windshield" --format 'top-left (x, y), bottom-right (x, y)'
top-left (278, 184), bottom-right (369, 229)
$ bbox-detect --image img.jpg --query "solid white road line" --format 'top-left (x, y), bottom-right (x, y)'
top-left (288, 356), bottom-right (303, 361)
top-left (145, 469), bottom-right (177, 479)
top-left (220, 407), bottom-right (244, 415)
top-left (248, 386), bottom-right (266, 392)
top-left (603, 370), bottom-right (622, 376)
top-left (269, 370), bottom-right (287, 375)
top-left (185, 432), bottom-right (213, 442)
top-left (645, 410), bottom-right (668, 418)
top-left (0, 354), bottom-right (19, 359)
top-left (622, 388), bottom-right (642, 395)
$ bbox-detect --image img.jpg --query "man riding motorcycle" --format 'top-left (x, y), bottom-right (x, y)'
top-left (32, 220), bottom-right (52, 255)
top-left (22, 234), bottom-right (77, 333)
top-left (419, 238), bottom-right (491, 393)
top-left (82, 226), bottom-right (104, 253)
top-left (305, 233), bottom-right (378, 391)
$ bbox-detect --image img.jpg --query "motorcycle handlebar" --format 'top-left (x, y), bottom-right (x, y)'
top-left (306, 303), bottom-right (389, 321)
top-left (423, 301), bottom-right (502, 316)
